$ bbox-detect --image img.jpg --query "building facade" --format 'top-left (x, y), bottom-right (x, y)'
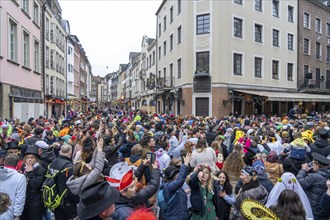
top-left (0, 0), bottom-right (44, 121)
top-left (155, 0), bottom-right (329, 117)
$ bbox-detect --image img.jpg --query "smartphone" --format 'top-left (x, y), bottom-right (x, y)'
top-left (146, 152), bottom-right (156, 164)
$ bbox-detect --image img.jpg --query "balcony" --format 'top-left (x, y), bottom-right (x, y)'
top-left (299, 79), bottom-right (330, 91)
top-left (158, 77), bottom-right (174, 90)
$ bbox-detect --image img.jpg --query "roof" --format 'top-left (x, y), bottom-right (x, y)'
top-left (234, 89), bottom-right (330, 102)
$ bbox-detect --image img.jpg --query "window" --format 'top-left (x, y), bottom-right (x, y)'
top-left (170, 6), bottom-right (173, 23)
top-left (33, 1), bottom-right (39, 25)
top-left (254, 57), bottom-right (262, 78)
top-left (50, 49), bottom-right (54, 69)
top-left (177, 58), bottom-right (181, 78)
top-left (254, 0), bottom-right (262, 11)
top-left (22, 0), bottom-right (29, 14)
top-left (304, 38), bottom-right (310, 54)
top-left (163, 41), bottom-right (166, 56)
top-left (50, 76), bottom-right (54, 95)
top-left (315, 18), bottom-right (321, 33)
top-left (177, 0), bottom-right (181, 14)
top-left (327, 23), bottom-right (330, 37)
top-left (34, 40), bottom-right (39, 72)
top-left (233, 53), bottom-right (242, 75)
top-left (327, 46), bottom-right (330, 63)
top-left (196, 52), bottom-right (209, 73)
top-left (170, 34), bottom-right (173, 51)
top-left (316, 42), bottom-right (321, 60)
top-left (303, 13), bottom-right (310, 29)
top-left (158, 46), bottom-right (161, 60)
top-left (234, 17), bottom-right (243, 38)
top-left (158, 23), bottom-right (161, 37)
top-left (234, 0), bottom-right (242, 5)
top-left (170, 63), bottom-right (173, 78)
top-left (46, 74), bottom-right (49, 94)
top-left (272, 60), bottom-right (279, 79)
top-left (46, 46), bottom-right (49, 69)
top-left (304, 65), bottom-right (312, 76)
top-left (272, 29), bottom-right (279, 47)
top-left (45, 18), bottom-right (49, 40)
top-left (255, 24), bottom-right (262, 43)
top-left (152, 51), bottom-right (155, 65)
top-left (197, 14), bottom-right (210, 34)
top-left (163, 16), bottom-right (166, 31)
top-left (177, 26), bottom-right (182, 44)
top-left (288, 6), bottom-right (294, 22)
top-left (287, 63), bottom-right (293, 81)
top-left (8, 18), bottom-right (18, 62)
top-left (288, 34), bottom-right (294, 50)
top-left (23, 31), bottom-right (30, 68)
top-left (272, 0), bottom-right (279, 17)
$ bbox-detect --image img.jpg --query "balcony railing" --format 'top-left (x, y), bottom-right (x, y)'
top-left (158, 77), bottom-right (174, 89)
top-left (299, 79), bottom-right (330, 90)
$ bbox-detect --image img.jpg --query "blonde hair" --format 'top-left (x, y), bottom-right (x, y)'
top-left (196, 163), bottom-right (214, 194)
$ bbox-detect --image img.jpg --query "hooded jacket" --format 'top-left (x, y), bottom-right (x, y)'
top-left (265, 161), bottom-right (284, 185)
top-left (67, 150), bottom-right (105, 196)
top-left (297, 167), bottom-right (330, 220)
top-left (155, 148), bottom-right (171, 173)
top-left (0, 166), bottom-right (27, 219)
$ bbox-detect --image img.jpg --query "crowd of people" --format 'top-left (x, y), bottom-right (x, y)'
top-left (0, 105), bottom-right (330, 220)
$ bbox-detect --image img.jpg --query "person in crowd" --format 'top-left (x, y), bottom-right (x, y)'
top-left (270, 189), bottom-right (306, 220)
top-left (43, 130), bottom-right (58, 145)
top-left (140, 134), bottom-right (156, 159)
top-left (67, 139), bottom-right (105, 196)
top-left (48, 144), bottom-right (78, 220)
top-left (188, 163), bottom-right (217, 220)
top-left (297, 152), bottom-right (330, 220)
top-left (155, 143), bottom-right (171, 175)
top-left (320, 179), bottom-right (330, 216)
top-left (110, 159), bottom-right (160, 219)
top-left (21, 146), bottom-right (46, 220)
top-left (103, 126), bottom-right (124, 172)
top-left (6, 141), bottom-right (24, 171)
top-left (190, 138), bottom-right (217, 172)
top-left (265, 151), bottom-right (284, 185)
top-left (284, 132), bottom-right (311, 159)
top-left (283, 146), bottom-right (309, 176)
top-left (309, 128), bottom-right (330, 158)
top-left (213, 170), bottom-right (235, 220)
top-left (77, 180), bottom-right (119, 220)
top-left (266, 172), bottom-right (313, 219)
top-left (0, 154), bottom-right (27, 220)
top-left (24, 126), bottom-right (44, 146)
top-left (159, 153), bottom-right (191, 220)
top-left (0, 150), bottom-right (6, 166)
top-left (126, 209), bottom-right (157, 220)
top-left (34, 140), bottom-right (56, 170)
top-left (232, 166), bottom-right (268, 220)
top-left (74, 136), bottom-right (95, 164)
top-left (222, 144), bottom-right (245, 191)
top-left (205, 125), bottom-right (217, 146)
top-left (288, 105), bottom-right (299, 120)
top-left (251, 159), bottom-right (274, 193)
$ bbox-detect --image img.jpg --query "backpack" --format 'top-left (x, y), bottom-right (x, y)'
top-left (42, 163), bottom-right (70, 210)
top-left (157, 189), bottom-right (178, 211)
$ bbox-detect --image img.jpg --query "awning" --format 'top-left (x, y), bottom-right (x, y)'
top-left (234, 89), bottom-right (330, 102)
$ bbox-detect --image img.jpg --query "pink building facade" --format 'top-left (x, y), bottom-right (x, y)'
top-left (0, 0), bottom-right (43, 121)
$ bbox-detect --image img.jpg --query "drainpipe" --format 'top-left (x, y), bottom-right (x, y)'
top-left (42, 3), bottom-right (47, 117)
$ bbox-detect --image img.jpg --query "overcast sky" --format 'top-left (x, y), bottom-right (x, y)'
top-left (60, 0), bottom-right (162, 77)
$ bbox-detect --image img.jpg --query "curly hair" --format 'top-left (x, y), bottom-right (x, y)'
top-left (196, 163), bottom-right (214, 193)
top-left (222, 152), bottom-right (245, 180)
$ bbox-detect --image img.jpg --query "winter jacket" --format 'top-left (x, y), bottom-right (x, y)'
top-left (112, 166), bottom-right (160, 219)
top-left (168, 135), bottom-right (180, 157)
top-left (155, 148), bottom-right (171, 173)
top-left (169, 135), bottom-right (188, 159)
top-left (297, 167), bottom-right (330, 220)
top-left (257, 173), bottom-right (274, 193)
top-left (309, 139), bottom-right (330, 159)
top-left (320, 192), bottom-right (330, 216)
top-left (104, 136), bottom-right (124, 168)
top-left (285, 138), bottom-right (311, 153)
top-left (233, 180), bottom-right (268, 220)
top-left (160, 164), bottom-right (189, 220)
top-left (49, 155), bottom-right (78, 209)
top-left (188, 171), bottom-right (215, 217)
top-left (67, 150), bottom-right (105, 196)
top-left (118, 141), bottom-right (138, 159)
top-left (125, 155), bottom-right (150, 186)
top-left (283, 157), bottom-right (308, 176)
top-left (22, 163), bottom-right (46, 220)
top-left (0, 166), bottom-right (27, 219)
top-left (39, 150), bottom-right (56, 170)
top-left (24, 135), bottom-right (42, 146)
top-left (265, 161), bottom-right (284, 185)
top-left (213, 180), bottom-right (235, 220)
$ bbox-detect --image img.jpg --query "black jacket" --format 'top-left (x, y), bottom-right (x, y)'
top-left (104, 136), bottom-right (124, 167)
top-left (206, 131), bottom-right (217, 146)
top-left (213, 180), bottom-right (232, 220)
top-left (49, 155), bottom-right (78, 207)
top-left (297, 167), bottom-right (330, 220)
top-left (309, 139), bottom-right (330, 159)
top-left (22, 164), bottom-right (46, 220)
